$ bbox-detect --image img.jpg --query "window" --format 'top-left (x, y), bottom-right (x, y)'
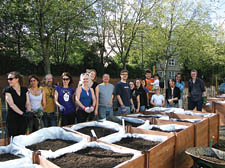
top-left (168, 72), bottom-right (176, 79)
top-left (168, 59), bottom-right (175, 66)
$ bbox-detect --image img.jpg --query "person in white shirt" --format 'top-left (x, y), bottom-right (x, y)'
top-left (150, 86), bottom-right (165, 107)
top-left (151, 74), bottom-right (160, 90)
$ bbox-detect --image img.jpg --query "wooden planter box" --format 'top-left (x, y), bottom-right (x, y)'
top-left (169, 113), bottom-right (209, 147)
top-left (141, 118), bottom-right (194, 168)
top-left (130, 111), bottom-right (209, 147)
top-left (202, 97), bottom-right (224, 113)
top-left (116, 126), bottom-right (176, 168)
top-left (66, 122), bottom-right (175, 168)
top-left (184, 111), bottom-right (220, 145)
top-left (33, 140), bottom-right (146, 168)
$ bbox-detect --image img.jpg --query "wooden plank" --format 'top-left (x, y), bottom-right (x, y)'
top-left (194, 119), bottom-right (209, 147)
top-left (152, 118), bottom-right (193, 127)
top-left (174, 126), bottom-right (195, 168)
top-left (148, 136), bottom-right (176, 168)
top-left (150, 118), bottom-right (194, 168)
top-left (208, 114), bottom-right (220, 145)
top-left (214, 102), bottom-right (225, 126)
top-left (117, 154), bottom-right (146, 168)
top-left (39, 156), bottom-right (60, 168)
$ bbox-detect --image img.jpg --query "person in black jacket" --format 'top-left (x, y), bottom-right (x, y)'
top-left (166, 79), bottom-right (180, 108)
top-left (188, 69), bottom-right (206, 111)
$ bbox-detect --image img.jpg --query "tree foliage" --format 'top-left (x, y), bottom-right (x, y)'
top-left (0, 0), bottom-right (224, 83)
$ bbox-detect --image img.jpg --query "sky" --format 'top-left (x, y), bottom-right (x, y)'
top-left (206, 0), bottom-right (225, 27)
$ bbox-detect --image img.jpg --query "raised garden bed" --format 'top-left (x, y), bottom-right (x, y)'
top-left (49, 147), bottom-right (133, 168)
top-left (76, 126), bottom-right (117, 138)
top-left (114, 137), bottom-right (160, 151)
top-left (0, 153), bottom-right (19, 162)
top-left (27, 139), bottom-right (76, 152)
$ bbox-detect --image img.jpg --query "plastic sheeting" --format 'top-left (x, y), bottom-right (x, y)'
top-left (127, 113), bottom-right (170, 120)
top-left (146, 107), bottom-right (215, 117)
top-left (0, 142), bottom-right (40, 168)
top-left (0, 157), bottom-right (41, 168)
top-left (116, 116), bottom-right (146, 124)
top-left (70, 120), bottom-right (124, 132)
top-left (10, 127), bottom-right (87, 160)
top-left (138, 123), bottom-right (188, 132)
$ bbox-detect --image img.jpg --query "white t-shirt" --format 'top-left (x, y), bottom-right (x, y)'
top-left (151, 79), bottom-right (159, 87)
top-left (151, 94), bottom-right (165, 106)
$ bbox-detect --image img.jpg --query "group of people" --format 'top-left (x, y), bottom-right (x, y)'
top-left (3, 68), bottom-right (205, 137)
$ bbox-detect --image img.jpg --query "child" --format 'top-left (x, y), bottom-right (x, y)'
top-left (151, 74), bottom-right (160, 90)
top-left (151, 86), bottom-right (165, 107)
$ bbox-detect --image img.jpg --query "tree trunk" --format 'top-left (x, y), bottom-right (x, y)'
top-left (42, 40), bottom-right (51, 74)
top-left (163, 59), bottom-right (169, 93)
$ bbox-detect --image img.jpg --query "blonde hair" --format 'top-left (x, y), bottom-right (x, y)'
top-left (79, 73), bottom-right (92, 88)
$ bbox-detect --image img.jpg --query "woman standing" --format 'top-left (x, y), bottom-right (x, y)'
top-left (89, 69), bottom-right (98, 92)
top-left (3, 71), bottom-right (32, 137)
top-left (76, 73), bottom-right (96, 123)
top-left (136, 79), bottom-right (148, 112)
top-left (166, 79), bottom-right (180, 108)
top-left (55, 72), bottom-right (75, 126)
top-left (28, 75), bottom-right (46, 132)
top-left (129, 81), bottom-right (140, 113)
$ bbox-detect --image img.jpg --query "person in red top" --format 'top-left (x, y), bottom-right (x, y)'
top-left (145, 70), bottom-right (154, 107)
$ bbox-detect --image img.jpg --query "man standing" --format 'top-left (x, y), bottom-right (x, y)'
top-left (41, 74), bottom-right (57, 127)
top-left (115, 70), bottom-right (134, 116)
top-left (188, 69), bottom-right (206, 112)
top-left (95, 74), bottom-right (114, 120)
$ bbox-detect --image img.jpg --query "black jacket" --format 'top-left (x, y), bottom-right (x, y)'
top-left (166, 86), bottom-right (180, 104)
top-left (188, 77), bottom-right (205, 101)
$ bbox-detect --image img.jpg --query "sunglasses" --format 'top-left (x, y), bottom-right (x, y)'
top-left (63, 78), bottom-right (70, 81)
top-left (7, 77), bottom-right (15, 81)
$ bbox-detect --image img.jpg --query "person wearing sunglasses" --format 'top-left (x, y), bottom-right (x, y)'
top-left (3, 71), bottom-right (32, 137)
top-left (54, 72), bottom-right (75, 126)
top-left (28, 75), bottom-right (46, 132)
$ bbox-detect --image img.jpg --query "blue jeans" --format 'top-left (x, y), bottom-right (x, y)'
top-left (167, 103), bottom-right (178, 108)
top-left (43, 112), bottom-right (57, 127)
top-left (98, 106), bottom-right (113, 120)
top-left (114, 106), bottom-right (130, 116)
top-left (139, 106), bottom-right (145, 112)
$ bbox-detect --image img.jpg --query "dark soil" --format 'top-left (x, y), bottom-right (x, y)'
top-left (124, 121), bottom-right (143, 127)
top-left (114, 137), bottom-right (160, 151)
top-left (151, 127), bottom-right (183, 133)
top-left (0, 153), bottom-right (20, 162)
top-left (27, 139), bottom-right (76, 152)
top-left (50, 147), bottom-right (133, 168)
top-left (76, 126), bottom-right (117, 138)
top-left (213, 126), bottom-right (225, 151)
